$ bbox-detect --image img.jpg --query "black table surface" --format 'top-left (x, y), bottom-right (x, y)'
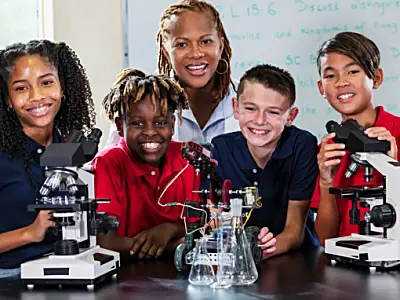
top-left (1, 248), bottom-right (399, 300)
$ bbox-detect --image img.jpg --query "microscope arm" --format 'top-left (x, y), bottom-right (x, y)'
top-left (80, 163), bottom-right (94, 173)
top-left (356, 152), bottom-right (400, 239)
top-left (357, 152), bottom-right (399, 175)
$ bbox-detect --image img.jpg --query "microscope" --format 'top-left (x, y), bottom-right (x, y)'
top-left (174, 142), bottom-right (262, 272)
top-left (323, 119), bottom-right (400, 269)
top-left (21, 129), bottom-right (120, 290)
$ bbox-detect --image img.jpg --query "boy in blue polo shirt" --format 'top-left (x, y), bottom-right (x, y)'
top-left (210, 64), bottom-right (319, 260)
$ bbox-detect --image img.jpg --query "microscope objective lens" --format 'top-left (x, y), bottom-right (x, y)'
top-left (66, 176), bottom-right (78, 195)
top-left (50, 173), bottom-right (62, 190)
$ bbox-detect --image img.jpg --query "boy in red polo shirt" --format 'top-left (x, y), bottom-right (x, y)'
top-left (311, 32), bottom-right (400, 246)
top-left (92, 68), bottom-right (198, 260)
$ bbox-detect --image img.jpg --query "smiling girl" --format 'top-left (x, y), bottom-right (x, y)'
top-left (0, 40), bottom-right (95, 272)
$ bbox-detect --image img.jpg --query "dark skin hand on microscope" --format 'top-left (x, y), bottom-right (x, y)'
top-left (0, 210), bottom-right (55, 254)
top-left (26, 210), bottom-right (56, 242)
top-left (129, 223), bottom-right (185, 259)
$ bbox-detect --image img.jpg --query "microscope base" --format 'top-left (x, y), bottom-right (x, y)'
top-left (325, 234), bottom-right (400, 269)
top-left (21, 245), bottom-right (120, 290)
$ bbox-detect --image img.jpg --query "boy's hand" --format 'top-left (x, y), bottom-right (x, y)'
top-left (318, 133), bottom-right (346, 188)
top-left (365, 127), bottom-right (398, 160)
top-left (26, 210), bottom-right (56, 243)
top-left (258, 227), bottom-right (276, 260)
top-left (130, 223), bottom-right (178, 259)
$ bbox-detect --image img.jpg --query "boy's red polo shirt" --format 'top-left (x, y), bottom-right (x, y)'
top-left (92, 138), bottom-right (200, 237)
top-left (311, 106), bottom-right (400, 237)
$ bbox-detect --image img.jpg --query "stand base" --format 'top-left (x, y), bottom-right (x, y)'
top-left (21, 246), bottom-right (120, 290)
top-left (325, 234), bottom-right (400, 269)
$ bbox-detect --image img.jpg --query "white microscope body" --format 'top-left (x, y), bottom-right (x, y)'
top-left (325, 152), bottom-right (400, 268)
top-left (324, 120), bottom-right (400, 268)
top-left (21, 129), bottom-right (120, 290)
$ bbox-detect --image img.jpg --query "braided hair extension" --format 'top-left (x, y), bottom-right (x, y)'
top-left (103, 68), bottom-right (188, 123)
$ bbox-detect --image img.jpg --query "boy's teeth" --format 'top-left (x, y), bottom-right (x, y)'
top-left (250, 129), bottom-right (268, 135)
top-left (338, 93), bottom-right (355, 100)
top-left (187, 65), bottom-right (206, 70)
top-left (142, 142), bottom-right (160, 149)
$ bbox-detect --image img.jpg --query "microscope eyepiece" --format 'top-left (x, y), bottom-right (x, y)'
top-left (344, 119), bottom-right (365, 131)
top-left (325, 120), bottom-right (340, 134)
top-left (87, 128), bottom-right (102, 145)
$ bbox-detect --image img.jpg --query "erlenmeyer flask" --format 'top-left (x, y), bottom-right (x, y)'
top-left (188, 238), bottom-right (215, 285)
top-left (229, 198), bottom-right (258, 285)
top-left (210, 212), bottom-right (232, 289)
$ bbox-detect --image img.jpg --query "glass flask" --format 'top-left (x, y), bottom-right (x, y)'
top-left (188, 237), bottom-right (215, 286)
top-left (228, 198), bottom-right (258, 285)
top-left (210, 212), bottom-right (233, 289)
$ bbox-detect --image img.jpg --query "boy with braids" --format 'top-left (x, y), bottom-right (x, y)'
top-left (93, 68), bottom-right (199, 260)
top-left (106, 0), bottom-right (239, 146)
top-left (0, 40), bottom-right (95, 273)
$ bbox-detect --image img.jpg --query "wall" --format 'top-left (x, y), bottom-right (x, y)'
top-left (127, 0), bottom-right (400, 140)
top-left (50, 0), bottom-right (124, 149)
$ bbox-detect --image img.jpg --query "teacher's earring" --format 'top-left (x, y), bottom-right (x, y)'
top-left (215, 59), bottom-right (229, 75)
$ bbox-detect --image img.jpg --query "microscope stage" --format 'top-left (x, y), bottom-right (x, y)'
top-left (21, 246), bottom-right (120, 289)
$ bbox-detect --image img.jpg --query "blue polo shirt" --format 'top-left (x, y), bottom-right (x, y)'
top-left (0, 133), bottom-right (60, 268)
top-left (210, 126), bottom-right (319, 247)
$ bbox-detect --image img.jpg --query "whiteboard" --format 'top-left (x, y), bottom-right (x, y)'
top-left (125, 0), bottom-right (400, 140)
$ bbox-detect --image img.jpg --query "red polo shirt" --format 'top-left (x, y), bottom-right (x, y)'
top-left (311, 106), bottom-right (400, 236)
top-left (92, 139), bottom-right (200, 237)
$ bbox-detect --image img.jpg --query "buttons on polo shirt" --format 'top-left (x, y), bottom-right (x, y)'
top-left (252, 169), bottom-right (257, 174)
top-left (254, 181), bottom-right (258, 186)
top-left (151, 171), bottom-right (156, 176)
top-left (37, 148), bottom-right (43, 154)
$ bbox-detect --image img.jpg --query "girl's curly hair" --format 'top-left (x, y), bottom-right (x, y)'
top-left (0, 39), bottom-right (96, 185)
